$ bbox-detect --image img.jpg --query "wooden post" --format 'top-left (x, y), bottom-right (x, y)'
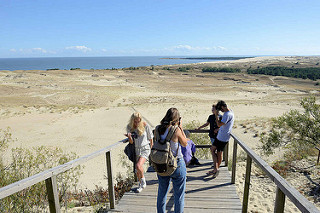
top-left (223, 142), bottom-right (229, 167)
top-left (45, 176), bottom-right (60, 213)
top-left (317, 147), bottom-right (320, 165)
top-left (231, 139), bottom-right (238, 184)
top-left (106, 151), bottom-right (115, 209)
top-left (242, 154), bottom-right (252, 213)
top-left (274, 186), bottom-right (286, 213)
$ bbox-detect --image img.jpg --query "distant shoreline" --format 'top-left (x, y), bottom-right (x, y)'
top-left (160, 56), bottom-right (255, 60)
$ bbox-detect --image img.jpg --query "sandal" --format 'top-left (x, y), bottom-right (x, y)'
top-left (212, 170), bottom-right (219, 178)
top-left (206, 170), bottom-right (215, 175)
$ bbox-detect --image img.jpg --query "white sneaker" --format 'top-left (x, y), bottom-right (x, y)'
top-left (140, 178), bottom-right (146, 189)
top-left (136, 183), bottom-right (143, 193)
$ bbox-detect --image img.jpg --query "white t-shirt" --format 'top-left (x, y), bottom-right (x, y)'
top-left (217, 110), bottom-right (234, 142)
top-left (127, 124), bottom-right (153, 148)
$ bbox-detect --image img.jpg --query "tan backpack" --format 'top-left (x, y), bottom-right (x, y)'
top-left (150, 125), bottom-right (179, 176)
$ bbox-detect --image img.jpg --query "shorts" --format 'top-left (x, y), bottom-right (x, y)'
top-left (136, 144), bottom-right (151, 161)
top-left (210, 137), bottom-right (215, 145)
top-left (212, 139), bottom-right (228, 152)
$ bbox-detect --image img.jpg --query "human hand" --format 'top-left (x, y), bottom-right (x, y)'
top-left (125, 133), bottom-right (132, 138)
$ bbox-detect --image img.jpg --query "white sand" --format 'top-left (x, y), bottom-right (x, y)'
top-left (1, 56), bottom-right (319, 212)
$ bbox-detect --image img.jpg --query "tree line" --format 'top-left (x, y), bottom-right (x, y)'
top-left (247, 66), bottom-right (320, 81)
top-left (202, 67), bottom-right (241, 73)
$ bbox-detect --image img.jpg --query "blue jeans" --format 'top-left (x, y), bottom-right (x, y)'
top-left (157, 158), bottom-right (186, 213)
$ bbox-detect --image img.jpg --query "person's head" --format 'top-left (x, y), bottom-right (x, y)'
top-left (159, 108), bottom-right (181, 134)
top-left (161, 107), bottom-right (181, 126)
top-left (215, 100), bottom-right (228, 112)
top-left (128, 112), bottom-right (145, 136)
top-left (211, 104), bottom-right (216, 113)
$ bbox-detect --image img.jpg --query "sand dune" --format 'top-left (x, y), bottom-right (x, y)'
top-left (1, 56), bottom-right (319, 212)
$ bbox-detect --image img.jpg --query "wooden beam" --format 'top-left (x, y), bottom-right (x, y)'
top-left (242, 154), bottom-right (252, 213)
top-left (45, 176), bottom-right (60, 213)
top-left (274, 186), bottom-right (285, 213)
top-left (231, 139), bottom-right (238, 184)
top-left (106, 151), bottom-right (115, 209)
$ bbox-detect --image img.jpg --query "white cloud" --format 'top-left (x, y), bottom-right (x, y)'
top-left (31, 48), bottom-right (47, 53)
top-left (172, 45), bottom-right (194, 50)
top-left (169, 45), bottom-right (227, 52)
top-left (65, 46), bottom-right (92, 52)
top-left (13, 47), bottom-right (48, 54)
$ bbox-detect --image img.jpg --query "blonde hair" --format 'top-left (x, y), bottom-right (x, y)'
top-left (127, 112), bottom-right (145, 136)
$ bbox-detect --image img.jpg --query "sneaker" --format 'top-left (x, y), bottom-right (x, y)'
top-left (140, 178), bottom-right (146, 189)
top-left (136, 183), bottom-right (143, 193)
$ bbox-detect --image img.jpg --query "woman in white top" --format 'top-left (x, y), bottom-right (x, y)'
top-left (126, 112), bottom-right (153, 193)
top-left (157, 108), bottom-right (188, 213)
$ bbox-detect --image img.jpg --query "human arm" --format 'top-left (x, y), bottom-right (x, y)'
top-left (149, 139), bottom-right (153, 148)
top-left (124, 132), bottom-right (134, 144)
top-left (196, 122), bottom-right (210, 130)
top-left (145, 123), bottom-right (154, 148)
top-left (214, 111), bottom-right (225, 127)
top-left (177, 125), bottom-right (188, 147)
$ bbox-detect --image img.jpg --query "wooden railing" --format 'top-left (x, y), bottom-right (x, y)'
top-left (0, 139), bottom-right (127, 213)
top-left (188, 129), bottom-right (319, 213)
top-left (1, 130), bottom-right (319, 213)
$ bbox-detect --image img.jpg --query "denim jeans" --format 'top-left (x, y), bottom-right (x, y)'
top-left (157, 158), bottom-right (186, 213)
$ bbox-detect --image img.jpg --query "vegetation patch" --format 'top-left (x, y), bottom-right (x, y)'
top-left (247, 66), bottom-right (320, 81)
top-left (202, 67), bottom-right (241, 73)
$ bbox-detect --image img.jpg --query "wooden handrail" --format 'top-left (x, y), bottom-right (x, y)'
top-left (186, 129), bottom-right (319, 213)
top-left (230, 133), bottom-right (320, 213)
top-left (1, 129), bottom-right (319, 213)
top-left (0, 138), bottom-right (127, 211)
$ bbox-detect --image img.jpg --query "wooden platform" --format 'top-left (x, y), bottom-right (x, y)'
top-left (113, 160), bottom-right (242, 213)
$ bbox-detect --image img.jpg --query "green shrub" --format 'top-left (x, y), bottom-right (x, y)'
top-left (0, 128), bottom-right (83, 212)
top-left (202, 67), bottom-right (241, 73)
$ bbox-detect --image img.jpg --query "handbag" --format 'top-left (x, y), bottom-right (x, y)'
top-left (124, 142), bottom-right (136, 163)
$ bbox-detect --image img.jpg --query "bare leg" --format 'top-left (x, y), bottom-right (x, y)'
top-left (136, 156), bottom-right (147, 181)
top-left (216, 151), bottom-right (223, 170)
top-left (210, 146), bottom-right (215, 165)
top-left (211, 146), bottom-right (218, 173)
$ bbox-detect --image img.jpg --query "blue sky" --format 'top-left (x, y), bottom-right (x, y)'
top-left (1, 0), bottom-right (320, 58)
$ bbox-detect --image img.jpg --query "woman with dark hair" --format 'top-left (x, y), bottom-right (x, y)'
top-left (156, 108), bottom-right (188, 213)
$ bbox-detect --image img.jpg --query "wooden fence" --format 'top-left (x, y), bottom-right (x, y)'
top-left (0, 139), bottom-right (127, 213)
top-left (188, 129), bottom-right (319, 213)
top-left (0, 130), bottom-right (319, 213)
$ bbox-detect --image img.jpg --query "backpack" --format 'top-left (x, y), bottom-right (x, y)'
top-left (150, 125), bottom-right (179, 176)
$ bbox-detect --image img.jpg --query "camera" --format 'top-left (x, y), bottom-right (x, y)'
top-left (131, 132), bottom-right (138, 139)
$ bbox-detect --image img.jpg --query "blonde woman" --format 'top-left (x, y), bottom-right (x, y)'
top-left (125, 112), bottom-right (153, 193)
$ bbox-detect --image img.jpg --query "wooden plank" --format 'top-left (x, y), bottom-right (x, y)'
top-left (116, 160), bottom-right (242, 212)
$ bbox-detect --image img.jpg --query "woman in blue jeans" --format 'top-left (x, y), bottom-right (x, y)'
top-left (157, 108), bottom-right (189, 213)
